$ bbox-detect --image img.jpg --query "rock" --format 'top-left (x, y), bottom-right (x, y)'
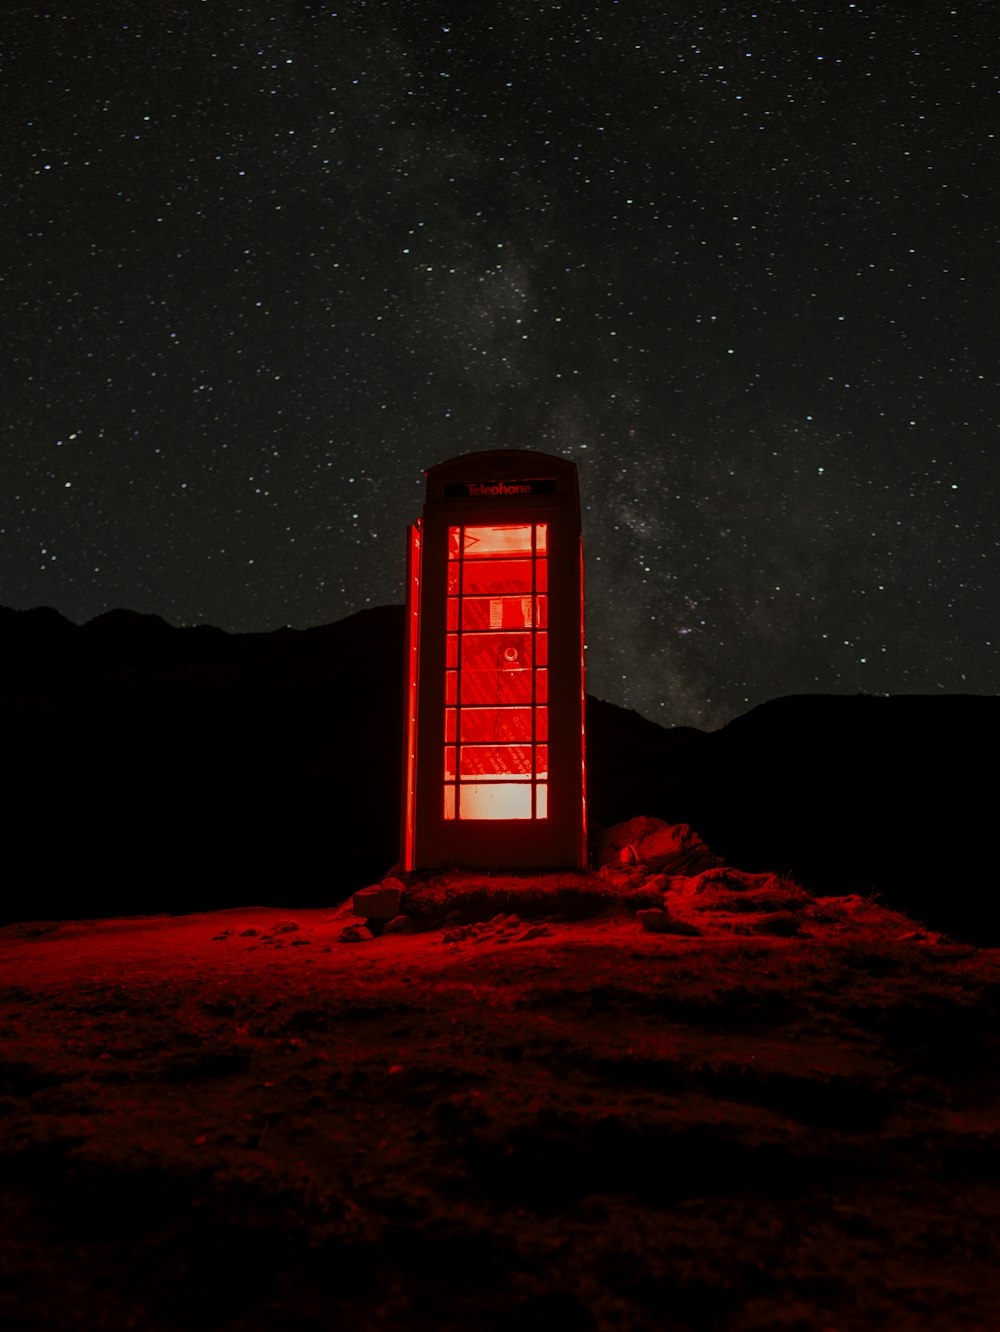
top-left (240, 927), bottom-right (259, 937)
top-left (338, 925), bottom-right (373, 943)
top-left (636, 909), bottom-right (701, 936)
top-left (353, 883), bottom-right (403, 920)
top-left (382, 914), bottom-right (410, 934)
top-left (641, 874), bottom-right (670, 894)
top-left (597, 817), bottom-right (721, 876)
top-left (896, 930), bottom-right (942, 945)
top-left (519, 925), bottom-right (551, 941)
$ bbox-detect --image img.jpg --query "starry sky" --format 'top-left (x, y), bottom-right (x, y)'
top-left (4, 1), bottom-right (998, 729)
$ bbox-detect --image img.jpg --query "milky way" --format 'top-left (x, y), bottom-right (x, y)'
top-left (4, 2), bottom-right (997, 727)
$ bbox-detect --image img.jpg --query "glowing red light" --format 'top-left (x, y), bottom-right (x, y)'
top-left (443, 523), bottom-right (548, 822)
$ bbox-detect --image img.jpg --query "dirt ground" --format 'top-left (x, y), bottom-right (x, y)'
top-left (1, 883), bottom-right (999, 1331)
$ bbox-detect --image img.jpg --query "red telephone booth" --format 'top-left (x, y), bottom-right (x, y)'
top-left (402, 450), bottom-right (586, 870)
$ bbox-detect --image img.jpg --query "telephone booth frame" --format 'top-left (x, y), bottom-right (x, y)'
top-left (402, 450), bottom-right (586, 870)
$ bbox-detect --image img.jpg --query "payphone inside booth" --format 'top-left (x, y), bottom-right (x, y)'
top-left (402, 451), bottom-right (586, 871)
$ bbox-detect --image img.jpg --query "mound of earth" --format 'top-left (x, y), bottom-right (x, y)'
top-left (1, 821), bottom-right (996, 1331)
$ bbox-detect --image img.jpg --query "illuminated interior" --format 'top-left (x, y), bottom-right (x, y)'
top-left (444, 523), bottom-right (548, 820)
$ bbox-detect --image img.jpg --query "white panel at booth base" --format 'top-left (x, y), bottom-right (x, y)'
top-left (460, 782), bottom-right (533, 820)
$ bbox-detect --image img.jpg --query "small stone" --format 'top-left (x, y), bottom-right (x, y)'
top-left (338, 925), bottom-right (373, 943)
top-left (353, 884), bottom-right (403, 920)
top-left (637, 909), bottom-right (700, 936)
top-left (240, 928), bottom-right (259, 937)
top-left (519, 925), bottom-right (551, 941)
top-left (381, 914), bottom-right (410, 934)
top-left (274, 920), bottom-right (299, 933)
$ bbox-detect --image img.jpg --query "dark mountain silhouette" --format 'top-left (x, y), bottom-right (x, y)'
top-left (2, 604), bottom-right (997, 941)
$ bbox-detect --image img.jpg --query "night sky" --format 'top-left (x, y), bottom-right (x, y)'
top-left (4, 2), bottom-right (997, 729)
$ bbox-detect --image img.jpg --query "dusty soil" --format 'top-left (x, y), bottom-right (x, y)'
top-left (1, 881), bottom-right (998, 1331)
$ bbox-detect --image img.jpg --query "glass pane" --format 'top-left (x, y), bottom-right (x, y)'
top-left (460, 707), bottom-right (533, 742)
top-left (536, 745), bottom-right (548, 779)
top-left (461, 669), bottom-right (534, 705)
top-left (536, 707), bottom-right (548, 741)
top-left (447, 565), bottom-right (459, 595)
top-left (536, 784), bottom-right (548, 818)
top-left (463, 526), bottom-right (533, 558)
top-left (463, 559), bottom-right (533, 595)
top-left (444, 785), bottom-right (456, 819)
top-left (444, 746), bottom-right (456, 780)
top-left (445, 708), bottom-right (457, 742)
top-left (460, 783), bottom-right (532, 820)
top-left (446, 633), bottom-right (458, 668)
top-left (460, 632), bottom-right (532, 673)
top-left (536, 633), bottom-right (548, 666)
top-left (445, 670), bottom-right (457, 704)
top-left (536, 560), bottom-right (548, 592)
top-left (447, 598), bottom-right (459, 629)
top-left (459, 745), bottom-right (533, 779)
top-left (535, 595), bottom-right (548, 628)
top-left (536, 524), bottom-right (548, 554)
top-left (448, 527), bottom-right (461, 560)
top-left (536, 669), bottom-right (548, 703)
top-left (462, 596), bottom-right (533, 631)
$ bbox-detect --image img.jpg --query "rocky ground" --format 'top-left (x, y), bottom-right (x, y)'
top-left (2, 825), bottom-right (998, 1330)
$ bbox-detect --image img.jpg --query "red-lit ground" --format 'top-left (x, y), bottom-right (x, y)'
top-left (1, 876), bottom-right (999, 1331)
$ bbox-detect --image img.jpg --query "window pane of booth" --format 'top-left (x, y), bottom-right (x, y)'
top-left (460, 707), bottom-right (533, 742)
top-left (459, 745), bottom-right (533, 779)
top-left (463, 559), bottom-right (534, 595)
top-left (460, 783), bottom-right (532, 819)
top-left (462, 525), bottom-right (533, 558)
top-left (461, 596), bottom-right (533, 631)
top-left (460, 632), bottom-right (532, 673)
top-left (460, 668), bottom-right (534, 705)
